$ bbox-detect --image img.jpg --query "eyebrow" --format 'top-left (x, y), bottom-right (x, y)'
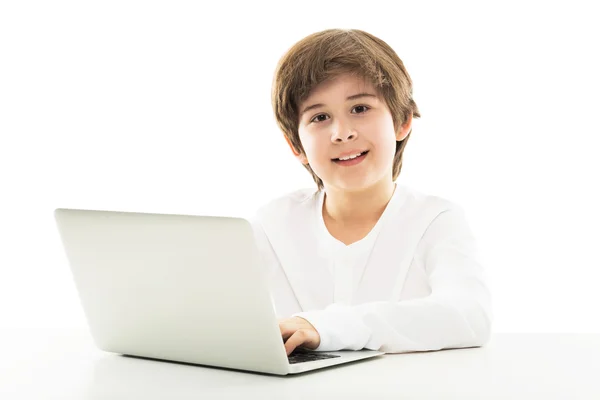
top-left (300, 93), bottom-right (378, 117)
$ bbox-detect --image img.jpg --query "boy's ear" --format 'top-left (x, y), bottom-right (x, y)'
top-left (284, 136), bottom-right (309, 165)
top-left (396, 112), bottom-right (414, 141)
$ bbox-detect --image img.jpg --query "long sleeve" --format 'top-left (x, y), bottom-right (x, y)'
top-left (249, 214), bottom-right (305, 318)
top-left (293, 206), bottom-right (493, 353)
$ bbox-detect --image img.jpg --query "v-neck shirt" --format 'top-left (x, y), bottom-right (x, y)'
top-left (250, 183), bottom-right (493, 353)
top-left (314, 184), bottom-right (404, 305)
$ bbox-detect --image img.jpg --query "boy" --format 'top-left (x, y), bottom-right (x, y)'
top-left (251, 29), bottom-right (492, 356)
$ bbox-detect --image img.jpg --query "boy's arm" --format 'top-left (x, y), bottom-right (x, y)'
top-left (293, 207), bottom-right (493, 353)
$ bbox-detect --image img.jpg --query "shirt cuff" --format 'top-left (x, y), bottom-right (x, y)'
top-left (293, 304), bottom-right (374, 352)
top-left (293, 309), bottom-right (335, 351)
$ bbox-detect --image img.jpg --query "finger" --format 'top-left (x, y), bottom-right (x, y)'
top-left (284, 330), bottom-right (308, 356)
top-left (279, 323), bottom-right (296, 341)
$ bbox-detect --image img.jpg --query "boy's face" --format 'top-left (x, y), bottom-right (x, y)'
top-left (294, 73), bottom-right (411, 192)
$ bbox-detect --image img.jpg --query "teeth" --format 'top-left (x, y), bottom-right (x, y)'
top-left (338, 152), bottom-right (363, 161)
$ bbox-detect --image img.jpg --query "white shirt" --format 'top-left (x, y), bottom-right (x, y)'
top-left (250, 183), bottom-right (493, 353)
top-left (314, 186), bottom-right (399, 305)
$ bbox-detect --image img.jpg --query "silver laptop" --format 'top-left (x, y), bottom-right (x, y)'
top-left (54, 208), bottom-right (384, 375)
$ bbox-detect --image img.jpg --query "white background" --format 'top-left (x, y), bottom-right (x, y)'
top-left (1, 0), bottom-right (598, 333)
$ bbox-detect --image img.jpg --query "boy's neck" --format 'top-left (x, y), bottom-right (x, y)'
top-left (322, 178), bottom-right (396, 226)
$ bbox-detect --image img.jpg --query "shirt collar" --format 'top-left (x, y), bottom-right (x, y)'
top-left (314, 182), bottom-right (407, 254)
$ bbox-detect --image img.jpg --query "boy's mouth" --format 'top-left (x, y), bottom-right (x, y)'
top-left (332, 150), bottom-right (369, 161)
top-left (332, 150), bottom-right (369, 165)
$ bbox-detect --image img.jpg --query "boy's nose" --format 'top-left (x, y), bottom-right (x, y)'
top-left (331, 123), bottom-right (357, 142)
top-left (334, 132), bottom-right (356, 142)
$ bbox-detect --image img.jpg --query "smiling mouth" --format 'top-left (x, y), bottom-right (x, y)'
top-left (332, 150), bottom-right (369, 161)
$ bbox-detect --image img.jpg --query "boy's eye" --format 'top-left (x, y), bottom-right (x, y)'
top-left (311, 114), bottom-right (329, 123)
top-left (352, 105), bottom-right (370, 114)
top-left (309, 105), bottom-right (370, 124)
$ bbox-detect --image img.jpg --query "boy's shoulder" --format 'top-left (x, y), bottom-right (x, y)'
top-left (401, 184), bottom-right (462, 212)
top-left (255, 187), bottom-right (319, 219)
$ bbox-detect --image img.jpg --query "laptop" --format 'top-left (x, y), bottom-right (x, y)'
top-left (54, 208), bottom-right (384, 375)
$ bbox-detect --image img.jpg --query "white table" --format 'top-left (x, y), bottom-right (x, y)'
top-left (1, 329), bottom-right (598, 399)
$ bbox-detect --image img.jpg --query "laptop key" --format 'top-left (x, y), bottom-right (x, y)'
top-left (288, 352), bottom-right (341, 364)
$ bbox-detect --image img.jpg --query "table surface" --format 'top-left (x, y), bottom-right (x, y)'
top-left (1, 329), bottom-right (599, 399)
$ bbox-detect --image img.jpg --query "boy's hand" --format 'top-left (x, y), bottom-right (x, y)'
top-left (279, 317), bottom-right (321, 356)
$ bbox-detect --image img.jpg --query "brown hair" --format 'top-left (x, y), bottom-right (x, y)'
top-left (271, 29), bottom-right (421, 190)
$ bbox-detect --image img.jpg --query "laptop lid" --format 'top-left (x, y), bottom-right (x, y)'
top-left (54, 208), bottom-right (290, 375)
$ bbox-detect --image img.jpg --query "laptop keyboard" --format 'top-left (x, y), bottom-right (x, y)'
top-left (288, 349), bottom-right (341, 364)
